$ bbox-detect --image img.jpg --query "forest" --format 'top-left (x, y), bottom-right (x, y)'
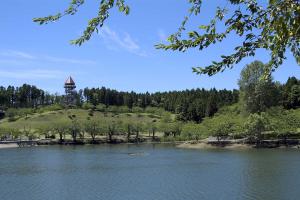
top-left (0, 81), bottom-right (239, 123)
top-left (0, 68), bottom-right (299, 122)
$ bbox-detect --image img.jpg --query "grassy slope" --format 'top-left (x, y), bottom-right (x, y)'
top-left (1, 105), bottom-right (299, 140)
top-left (0, 109), bottom-right (163, 131)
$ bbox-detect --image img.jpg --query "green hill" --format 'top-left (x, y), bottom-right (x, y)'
top-left (0, 108), bottom-right (168, 131)
top-left (0, 104), bottom-right (299, 142)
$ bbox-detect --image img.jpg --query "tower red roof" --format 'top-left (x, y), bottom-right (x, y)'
top-left (65, 76), bottom-right (75, 85)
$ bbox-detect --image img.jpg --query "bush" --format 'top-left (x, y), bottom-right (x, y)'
top-left (88, 110), bottom-right (94, 116)
top-left (144, 107), bottom-right (165, 116)
top-left (6, 108), bottom-right (18, 121)
top-left (243, 113), bottom-right (271, 141)
top-left (132, 107), bottom-right (143, 113)
top-left (210, 122), bottom-right (234, 141)
top-left (182, 123), bottom-right (208, 140)
top-left (95, 104), bottom-right (106, 112)
top-left (37, 104), bottom-right (63, 113)
top-left (82, 102), bottom-right (94, 110)
top-left (116, 106), bottom-right (130, 113)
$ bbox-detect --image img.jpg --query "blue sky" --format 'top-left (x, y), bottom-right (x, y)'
top-left (0, 0), bottom-right (299, 94)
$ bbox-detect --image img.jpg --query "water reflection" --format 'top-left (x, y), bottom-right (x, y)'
top-left (0, 145), bottom-right (299, 200)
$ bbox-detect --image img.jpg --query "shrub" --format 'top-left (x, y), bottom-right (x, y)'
top-left (182, 123), bottom-right (208, 140)
top-left (39, 104), bottom-right (63, 112)
top-left (210, 122), bottom-right (234, 141)
top-left (243, 113), bottom-right (271, 142)
top-left (144, 107), bottom-right (165, 116)
top-left (82, 102), bottom-right (94, 110)
top-left (88, 110), bottom-right (94, 116)
top-left (6, 108), bottom-right (18, 121)
top-left (95, 104), bottom-right (106, 112)
top-left (132, 106), bottom-right (143, 113)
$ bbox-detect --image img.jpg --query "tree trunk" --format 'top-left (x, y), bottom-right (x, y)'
top-left (127, 131), bottom-right (131, 141)
top-left (127, 125), bottom-right (131, 141)
top-left (152, 130), bottom-right (155, 140)
top-left (284, 135), bottom-right (287, 146)
top-left (108, 132), bottom-right (112, 142)
top-left (136, 131), bottom-right (139, 143)
top-left (59, 133), bottom-right (63, 143)
top-left (72, 130), bottom-right (77, 142)
top-left (80, 132), bottom-right (85, 140)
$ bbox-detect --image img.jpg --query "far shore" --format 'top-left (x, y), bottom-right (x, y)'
top-left (177, 140), bottom-right (300, 150)
top-left (177, 142), bottom-right (254, 150)
top-left (1, 137), bottom-right (300, 150)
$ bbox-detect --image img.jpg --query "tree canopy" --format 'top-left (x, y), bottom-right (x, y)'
top-left (33, 0), bottom-right (300, 77)
top-left (238, 61), bottom-right (280, 113)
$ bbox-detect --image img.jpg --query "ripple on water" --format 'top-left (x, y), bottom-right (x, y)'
top-left (0, 145), bottom-right (299, 200)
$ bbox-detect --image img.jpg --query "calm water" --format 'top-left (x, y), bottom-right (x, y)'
top-left (0, 144), bottom-right (299, 200)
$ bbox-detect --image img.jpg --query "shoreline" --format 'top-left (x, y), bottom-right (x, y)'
top-left (1, 139), bottom-right (300, 150)
top-left (0, 139), bottom-right (185, 149)
top-left (177, 142), bottom-right (254, 150)
top-left (177, 140), bottom-right (300, 150)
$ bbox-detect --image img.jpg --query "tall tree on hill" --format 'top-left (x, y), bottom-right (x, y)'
top-left (124, 94), bottom-right (133, 109)
top-left (205, 94), bottom-right (218, 117)
top-left (282, 76), bottom-right (300, 109)
top-left (289, 85), bottom-right (300, 108)
top-left (238, 61), bottom-right (280, 113)
top-left (6, 86), bottom-right (15, 107)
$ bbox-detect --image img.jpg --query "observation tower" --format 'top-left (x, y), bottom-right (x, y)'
top-left (64, 76), bottom-right (76, 105)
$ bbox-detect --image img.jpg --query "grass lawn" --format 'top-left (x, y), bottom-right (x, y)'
top-left (0, 109), bottom-right (163, 131)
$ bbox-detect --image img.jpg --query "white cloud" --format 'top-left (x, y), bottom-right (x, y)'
top-left (99, 26), bottom-right (148, 57)
top-left (0, 50), bottom-right (96, 65)
top-left (43, 56), bottom-right (96, 65)
top-left (0, 69), bottom-right (65, 79)
top-left (0, 59), bottom-right (31, 66)
top-left (0, 50), bottom-right (36, 59)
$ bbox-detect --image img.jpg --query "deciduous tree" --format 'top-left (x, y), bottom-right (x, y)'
top-left (34, 0), bottom-right (300, 76)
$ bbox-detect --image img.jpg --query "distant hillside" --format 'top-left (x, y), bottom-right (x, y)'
top-left (0, 104), bottom-right (299, 144)
top-left (0, 108), bottom-right (166, 131)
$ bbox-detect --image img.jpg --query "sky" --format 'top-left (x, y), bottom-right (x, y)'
top-left (0, 0), bottom-right (299, 94)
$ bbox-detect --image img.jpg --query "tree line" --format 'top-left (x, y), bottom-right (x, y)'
top-left (0, 84), bottom-right (62, 108)
top-left (0, 63), bottom-right (299, 123)
top-left (83, 88), bottom-right (239, 122)
top-left (0, 84), bottom-right (239, 122)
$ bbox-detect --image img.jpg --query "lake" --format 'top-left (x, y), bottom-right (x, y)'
top-left (0, 144), bottom-right (299, 200)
